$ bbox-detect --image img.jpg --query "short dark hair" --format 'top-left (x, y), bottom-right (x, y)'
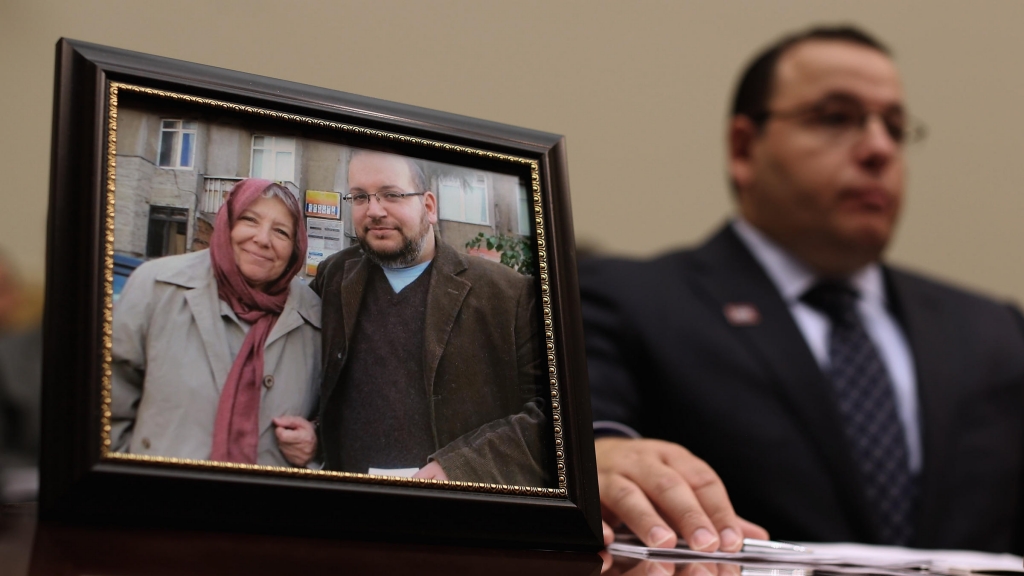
top-left (731, 25), bottom-right (892, 125)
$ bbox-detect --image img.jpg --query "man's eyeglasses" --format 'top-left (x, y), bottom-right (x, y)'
top-left (342, 191), bottom-right (425, 206)
top-left (752, 94), bottom-right (927, 146)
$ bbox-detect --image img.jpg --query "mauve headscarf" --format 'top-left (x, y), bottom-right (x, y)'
top-left (207, 178), bottom-right (307, 464)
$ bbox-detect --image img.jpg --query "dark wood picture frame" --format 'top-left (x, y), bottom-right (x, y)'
top-left (41, 38), bottom-right (601, 551)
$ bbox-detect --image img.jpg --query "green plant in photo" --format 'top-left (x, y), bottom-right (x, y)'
top-left (465, 232), bottom-right (535, 276)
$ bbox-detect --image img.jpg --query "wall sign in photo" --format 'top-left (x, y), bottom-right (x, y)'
top-left (42, 38), bottom-right (600, 551)
top-left (305, 216), bottom-right (344, 277)
top-left (304, 190), bottom-right (341, 220)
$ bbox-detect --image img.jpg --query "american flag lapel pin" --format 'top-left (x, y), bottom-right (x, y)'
top-left (723, 302), bottom-right (761, 326)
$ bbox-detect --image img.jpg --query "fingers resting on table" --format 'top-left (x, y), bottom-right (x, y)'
top-left (596, 437), bottom-right (768, 552)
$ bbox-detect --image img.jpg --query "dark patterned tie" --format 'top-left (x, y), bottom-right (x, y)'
top-left (801, 281), bottom-right (916, 545)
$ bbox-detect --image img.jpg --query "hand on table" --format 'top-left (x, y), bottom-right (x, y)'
top-left (273, 415), bottom-right (317, 467)
top-left (597, 437), bottom-right (768, 551)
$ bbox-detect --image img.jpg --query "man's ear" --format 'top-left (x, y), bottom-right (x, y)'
top-left (423, 191), bottom-right (439, 225)
top-left (728, 115), bottom-right (759, 193)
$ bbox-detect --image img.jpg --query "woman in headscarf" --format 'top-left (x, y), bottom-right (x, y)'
top-left (110, 179), bottom-right (321, 467)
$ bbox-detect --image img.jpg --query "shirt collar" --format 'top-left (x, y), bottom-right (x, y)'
top-left (731, 218), bottom-right (887, 308)
top-left (381, 259), bottom-right (432, 293)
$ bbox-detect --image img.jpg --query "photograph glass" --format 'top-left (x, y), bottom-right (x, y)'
top-left (102, 82), bottom-right (562, 495)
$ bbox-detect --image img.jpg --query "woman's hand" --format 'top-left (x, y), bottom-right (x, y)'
top-left (273, 415), bottom-right (317, 466)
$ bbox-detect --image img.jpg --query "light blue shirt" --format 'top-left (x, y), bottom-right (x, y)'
top-left (381, 260), bottom-right (431, 293)
top-left (732, 218), bottom-right (922, 473)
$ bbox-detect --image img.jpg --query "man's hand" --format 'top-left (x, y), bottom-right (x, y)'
top-left (272, 416), bottom-right (317, 467)
top-left (597, 437), bottom-right (768, 551)
top-left (412, 460), bottom-right (449, 480)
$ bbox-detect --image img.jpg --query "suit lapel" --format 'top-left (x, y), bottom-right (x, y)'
top-left (319, 256), bottom-right (370, 412)
top-left (341, 257), bottom-right (369, 348)
top-left (423, 242), bottom-right (470, 399)
top-left (183, 276), bottom-right (234, 395)
top-left (885, 270), bottom-right (959, 545)
top-left (688, 225), bottom-right (876, 539)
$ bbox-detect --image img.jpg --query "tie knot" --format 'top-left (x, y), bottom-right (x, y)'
top-left (801, 281), bottom-right (860, 325)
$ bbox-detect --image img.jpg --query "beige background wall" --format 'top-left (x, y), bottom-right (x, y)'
top-left (2, 0), bottom-right (1024, 308)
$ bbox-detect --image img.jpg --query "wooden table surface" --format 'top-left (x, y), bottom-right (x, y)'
top-left (5, 503), bottom-right (990, 576)
top-left (1, 502), bottom-right (609, 576)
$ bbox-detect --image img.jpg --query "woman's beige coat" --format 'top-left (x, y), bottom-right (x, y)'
top-left (110, 250), bottom-right (321, 467)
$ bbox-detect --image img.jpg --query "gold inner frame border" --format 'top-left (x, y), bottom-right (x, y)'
top-left (99, 81), bottom-right (567, 499)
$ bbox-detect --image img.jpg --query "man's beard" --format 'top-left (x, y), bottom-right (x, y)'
top-left (357, 216), bottom-right (431, 269)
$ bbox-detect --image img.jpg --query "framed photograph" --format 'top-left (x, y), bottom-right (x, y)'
top-left (41, 38), bottom-right (601, 551)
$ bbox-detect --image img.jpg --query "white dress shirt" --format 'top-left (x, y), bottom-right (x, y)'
top-left (732, 218), bottom-right (922, 473)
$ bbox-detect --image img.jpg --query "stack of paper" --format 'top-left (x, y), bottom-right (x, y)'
top-left (608, 539), bottom-right (1024, 575)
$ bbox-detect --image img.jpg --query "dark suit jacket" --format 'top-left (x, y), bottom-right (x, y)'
top-left (580, 225), bottom-right (1024, 552)
top-left (0, 326), bottom-right (41, 467)
top-left (310, 239), bottom-right (553, 487)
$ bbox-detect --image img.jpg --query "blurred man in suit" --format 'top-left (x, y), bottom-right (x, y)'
top-left (581, 26), bottom-right (1024, 553)
top-left (0, 252), bottom-right (41, 502)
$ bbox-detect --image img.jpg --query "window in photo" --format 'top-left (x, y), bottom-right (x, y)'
top-left (517, 182), bottom-right (532, 235)
top-left (250, 135), bottom-right (295, 183)
top-left (438, 173), bottom-right (489, 225)
top-left (157, 119), bottom-right (197, 169)
top-left (146, 205), bottom-right (189, 258)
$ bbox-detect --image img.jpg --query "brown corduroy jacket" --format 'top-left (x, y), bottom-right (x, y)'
top-left (310, 239), bottom-right (553, 487)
